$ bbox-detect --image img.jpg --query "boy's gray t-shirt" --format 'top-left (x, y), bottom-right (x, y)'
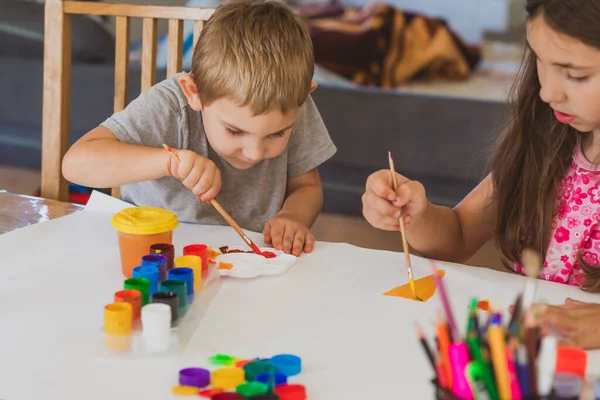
top-left (101, 74), bottom-right (337, 233)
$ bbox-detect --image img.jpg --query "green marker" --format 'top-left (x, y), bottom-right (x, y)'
top-left (466, 334), bottom-right (498, 400)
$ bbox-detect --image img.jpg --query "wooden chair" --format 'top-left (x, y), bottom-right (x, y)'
top-left (41, 0), bottom-right (214, 201)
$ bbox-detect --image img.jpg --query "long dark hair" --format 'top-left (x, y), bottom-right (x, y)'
top-left (490, 0), bottom-right (600, 291)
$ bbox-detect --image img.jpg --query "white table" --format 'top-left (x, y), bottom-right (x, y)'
top-left (0, 191), bottom-right (598, 400)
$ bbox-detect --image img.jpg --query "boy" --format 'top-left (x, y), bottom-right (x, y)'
top-left (62, 0), bottom-right (337, 257)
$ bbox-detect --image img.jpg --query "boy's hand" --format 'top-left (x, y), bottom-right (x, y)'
top-left (362, 169), bottom-right (428, 231)
top-left (168, 149), bottom-right (221, 201)
top-left (264, 212), bottom-right (315, 256)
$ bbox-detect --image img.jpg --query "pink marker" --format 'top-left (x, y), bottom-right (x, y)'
top-left (449, 342), bottom-right (474, 400)
top-left (507, 347), bottom-right (523, 400)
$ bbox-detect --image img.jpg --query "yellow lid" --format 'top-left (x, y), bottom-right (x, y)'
top-left (171, 385), bottom-right (199, 396)
top-left (211, 367), bottom-right (245, 389)
top-left (104, 302), bottom-right (133, 335)
top-left (111, 206), bottom-right (178, 235)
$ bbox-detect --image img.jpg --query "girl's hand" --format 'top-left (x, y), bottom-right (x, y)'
top-left (168, 149), bottom-right (221, 202)
top-left (536, 298), bottom-right (600, 349)
top-left (362, 169), bottom-right (429, 231)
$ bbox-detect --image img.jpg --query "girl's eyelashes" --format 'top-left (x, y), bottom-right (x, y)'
top-left (567, 74), bottom-right (589, 83)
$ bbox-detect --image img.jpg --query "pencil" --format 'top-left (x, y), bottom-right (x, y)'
top-left (414, 321), bottom-right (436, 372)
top-left (162, 144), bottom-right (263, 256)
top-left (387, 151), bottom-right (421, 301)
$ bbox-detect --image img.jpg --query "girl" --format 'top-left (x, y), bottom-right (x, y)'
top-left (362, 0), bottom-right (600, 349)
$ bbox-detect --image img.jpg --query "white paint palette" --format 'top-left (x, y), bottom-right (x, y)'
top-left (215, 247), bottom-right (297, 279)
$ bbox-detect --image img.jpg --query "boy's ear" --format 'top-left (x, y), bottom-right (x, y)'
top-left (309, 80), bottom-right (318, 93)
top-left (178, 73), bottom-right (203, 111)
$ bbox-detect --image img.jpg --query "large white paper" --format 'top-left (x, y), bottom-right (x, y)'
top-left (0, 190), bottom-right (599, 399)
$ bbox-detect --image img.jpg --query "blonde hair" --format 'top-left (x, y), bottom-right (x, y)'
top-left (191, 0), bottom-right (314, 115)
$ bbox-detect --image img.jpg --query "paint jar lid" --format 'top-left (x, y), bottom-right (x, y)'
top-left (556, 347), bottom-right (587, 378)
top-left (212, 393), bottom-right (244, 400)
top-left (179, 367), bottom-right (210, 388)
top-left (142, 254), bottom-right (167, 266)
top-left (255, 371), bottom-right (287, 387)
top-left (133, 265), bottom-right (159, 278)
top-left (211, 367), bottom-right (246, 389)
top-left (249, 394), bottom-right (280, 400)
top-left (268, 354), bottom-right (302, 377)
top-left (552, 372), bottom-right (582, 398)
top-left (243, 361), bottom-right (276, 381)
top-left (141, 303), bottom-right (172, 333)
top-left (236, 382), bottom-right (269, 397)
top-left (171, 385), bottom-right (199, 396)
top-left (111, 206), bottom-right (178, 235)
top-left (274, 384), bottom-right (306, 400)
top-left (104, 302), bottom-right (133, 335)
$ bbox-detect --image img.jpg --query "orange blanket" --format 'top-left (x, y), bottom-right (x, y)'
top-left (297, 0), bottom-right (481, 88)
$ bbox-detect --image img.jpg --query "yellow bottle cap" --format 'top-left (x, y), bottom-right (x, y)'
top-left (171, 385), bottom-right (199, 396)
top-left (211, 367), bottom-right (246, 389)
top-left (104, 302), bottom-right (133, 335)
top-left (111, 206), bottom-right (178, 235)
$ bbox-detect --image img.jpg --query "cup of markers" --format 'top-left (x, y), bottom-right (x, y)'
top-left (417, 261), bottom-right (596, 400)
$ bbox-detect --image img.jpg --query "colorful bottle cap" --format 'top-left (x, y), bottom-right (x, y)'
top-left (236, 382), bottom-right (269, 397)
top-left (168, 268), bottom-right (195, 295)
top-left (104, 302), bottom-right (133, 335)
top-left (211, 393), bottom-right (244, 400)
top-left (235, 359), bottom-right (253, 368)
top-left (255, 371), bottom-right (287, 388)
top-left (175, 255), bottom-right (202, 291)
top-left (274, 384), bottom-right (306, 400)
top-left (552, 372), bottom-right (582, 399)
top-left (243, 361), bottom-right (276, 381)
top-left (249, 394), bottom-right (280, 400)
top-left (179, 367), bottom-right (210, 388)
top-left (111, 206), bottom-right (178, 235)
top-left (268, 354), bottom-right (302, 377)
top-left (199, 388), bottom-right (224, 398)
top-left (171, 385), bottom-right (200, 396)
top-left (211, 367), bottom-right (246, 389)
top-left (142, 253), bottom-right (168, 281)
top-left (133, 265), bottom-right (160, 296)
top-left (183, 244), bottom-right (209, 277)
top-left (150, 243), bottom-right (175, 270)
top-left (160, 279), bottom-right (187, 308)
top-left (114, 289), bottom-right (142, 320)
top-left (152, 291), bottom-right (179, 321)
top-left (124, 277), bottom-right (150, 305)
top-left (141, 303), bottom-right (172, 352)
top-left (556, 347), bottom-right (587, 379)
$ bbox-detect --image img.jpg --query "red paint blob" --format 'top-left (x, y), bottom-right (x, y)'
top-left (219, 246), bottom-right (276, 258)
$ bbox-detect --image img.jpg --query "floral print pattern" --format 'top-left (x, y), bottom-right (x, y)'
top-left (514, 147), bottom-right (600, 286)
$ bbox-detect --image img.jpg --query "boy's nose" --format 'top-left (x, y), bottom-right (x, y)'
top-left (244, 147), bottom-right (265, 163)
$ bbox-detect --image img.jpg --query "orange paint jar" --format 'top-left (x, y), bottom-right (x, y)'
top-left (111, 207), bottom-right (179, 278)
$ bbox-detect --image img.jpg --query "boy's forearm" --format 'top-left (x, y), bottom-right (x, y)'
top-left (63, 138), bottom-right (170, 188)
top-left (278, 184), bottom-right (323, 228)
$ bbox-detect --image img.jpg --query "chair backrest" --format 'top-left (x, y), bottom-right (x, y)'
top-left (41, 0), bottom-right (214, 201)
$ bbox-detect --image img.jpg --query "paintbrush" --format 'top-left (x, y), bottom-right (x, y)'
top-left (521, 248), bottom-right (541, 311)
top-left (388, 151), bottom-right (421, 301)
top-left (162, 144), bottom-right (263, 256)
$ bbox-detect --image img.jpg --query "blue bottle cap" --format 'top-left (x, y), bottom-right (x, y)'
top-left (268, 354), bottom-right (302, 377)
top-left (132, 265), bottom-right (160, 296)
top-left (255, 371), bottom-right (287, 388)
top-left (168, 267), bottom-right (194, 295)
